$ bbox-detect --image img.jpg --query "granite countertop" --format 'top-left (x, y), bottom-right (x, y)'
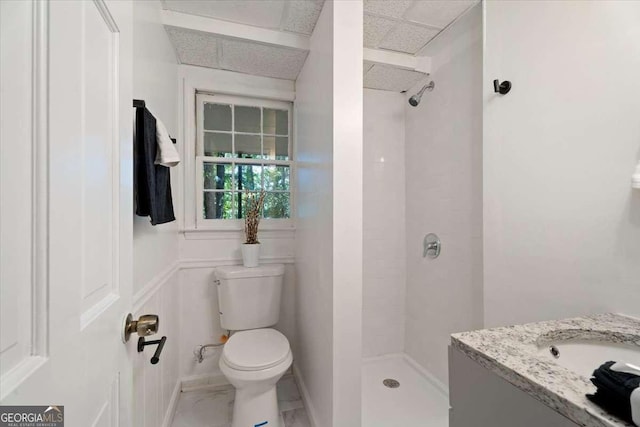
top-left (451, 313), bottom-right (640, 427)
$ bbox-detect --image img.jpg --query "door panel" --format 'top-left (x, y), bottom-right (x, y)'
top-left (0, 1), bottom-right (134, 426)
top-left (0, 0), bottom-right (49, 395)
top-left (78, 0), bottom-right (118, 325)
top-left (0, 0), bottom-right (37, 382)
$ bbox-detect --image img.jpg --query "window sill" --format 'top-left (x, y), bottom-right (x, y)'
top-left (182, 226), bottom-right (295, 240)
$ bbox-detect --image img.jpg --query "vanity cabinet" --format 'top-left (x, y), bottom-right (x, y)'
top-left (448, 347), bottom-right (579, 427)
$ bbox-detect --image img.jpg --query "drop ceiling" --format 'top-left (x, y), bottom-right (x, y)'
top-left (364, 0), bottom-right (478, 54)
top-left (165, 26), bottom-right (309, 80)
top-left (162, 0), bottom-right (324, 35)
top-left (162, 0), bottom-right (479, 91)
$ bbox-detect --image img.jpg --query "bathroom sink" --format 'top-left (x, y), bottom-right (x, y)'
top-left (537, 340), bottom-right (640, 378)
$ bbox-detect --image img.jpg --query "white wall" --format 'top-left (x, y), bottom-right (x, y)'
top-left (295, 1), bottom-right (363, 425)
top-left (133, 52), bottom-right (300, 422)
top-left (175, 64), bottom-right (298, 383)
top-left (483, 0), bottom-right (640, 327)
top-left (362, 89), bottom-right (407, 358)
top-left (132, 2), bottom-right (180, 426)
top-left (331, 2), bottom-right (363, 425)
top-left (294, 1), bottom-right (335, 423)
top-left (133, 0), bottom-right (180, 293)
top-left (404, 4), bottom-right (483, 386)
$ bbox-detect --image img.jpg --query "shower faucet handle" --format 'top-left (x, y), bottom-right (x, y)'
top-left (423, 233), bottom-right (441, 259)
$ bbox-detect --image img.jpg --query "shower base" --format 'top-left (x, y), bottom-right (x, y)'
top-left (362, 353), bottom-right (448, 427)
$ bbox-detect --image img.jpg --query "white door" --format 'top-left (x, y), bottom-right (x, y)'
top-left (1, 0), bottom-right (135, 426)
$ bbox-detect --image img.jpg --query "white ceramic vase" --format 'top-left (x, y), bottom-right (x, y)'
top-left (241, 243), bottom-right (260, 268)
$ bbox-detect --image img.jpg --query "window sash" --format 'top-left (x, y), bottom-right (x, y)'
top-left (195, 93), bottom-right (294, 227)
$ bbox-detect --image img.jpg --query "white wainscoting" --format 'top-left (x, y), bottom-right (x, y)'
top-left (132, 264), bottom-right (180, 427)
top-left (132, 257), bottom-right (296, 427)
top-left (178, 259), bottom-right (296, 381)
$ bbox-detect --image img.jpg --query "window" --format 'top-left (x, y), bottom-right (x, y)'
top-left (196, 93), bottom-right (293, 228)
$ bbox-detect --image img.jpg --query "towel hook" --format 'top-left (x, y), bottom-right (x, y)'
top-left (493, 79), bottom-right (512, 95)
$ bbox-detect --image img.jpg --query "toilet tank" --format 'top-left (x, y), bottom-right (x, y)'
top-left (215, 264), bottom-right (285, 331)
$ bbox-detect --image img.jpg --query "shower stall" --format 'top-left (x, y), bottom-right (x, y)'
top-left (361, 3), bottom-right (483, 425)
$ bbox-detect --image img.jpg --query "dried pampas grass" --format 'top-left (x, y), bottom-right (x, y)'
top-left (244, 190), bottom-right (265, 244)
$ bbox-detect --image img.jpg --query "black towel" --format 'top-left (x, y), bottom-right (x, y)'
top-left (134, 107), bottom-right (175, 225)
top-left (587, 361), bottom-right (640, 425)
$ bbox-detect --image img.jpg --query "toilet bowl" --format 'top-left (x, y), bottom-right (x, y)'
top-left (219, 328), bottom-right (292, 427)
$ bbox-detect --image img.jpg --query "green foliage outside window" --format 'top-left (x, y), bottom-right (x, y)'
top-left (200, 100), bottom-right (292, 221)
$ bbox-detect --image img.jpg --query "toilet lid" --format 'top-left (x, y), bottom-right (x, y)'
top-left (222, 328), bottom-right (291, 371)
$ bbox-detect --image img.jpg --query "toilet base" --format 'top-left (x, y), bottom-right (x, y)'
top-left (232, 386), bottom-right (280, 427)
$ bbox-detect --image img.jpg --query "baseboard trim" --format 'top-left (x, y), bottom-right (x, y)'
top-left (292, 363), bottom-right (320, 427)
top-left (161, 380), bottom-right (181, 427)
top-left (180, 372), bottom-right (230, 393)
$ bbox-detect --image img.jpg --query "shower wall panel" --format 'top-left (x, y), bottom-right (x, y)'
top-left (404, 4), bottom-right (484, 387)
top-left (362, 89), bottom-right (407, 358)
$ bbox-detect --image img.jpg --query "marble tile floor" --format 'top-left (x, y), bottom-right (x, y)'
top-left (171, 374), bottom-right (311, 427)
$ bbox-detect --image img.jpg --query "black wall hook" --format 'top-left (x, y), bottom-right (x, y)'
top-left (138, 336), bottom-right (167, 365)
top-left (493, 79), bottom-right (512, 95)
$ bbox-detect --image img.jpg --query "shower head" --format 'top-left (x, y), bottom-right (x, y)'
top-left (408, 81), bottom-right (435, 107)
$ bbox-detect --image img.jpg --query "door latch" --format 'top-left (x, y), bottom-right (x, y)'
top-left (122, 313), bottom-right (159, 342)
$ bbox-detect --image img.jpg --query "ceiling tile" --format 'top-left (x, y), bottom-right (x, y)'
top-left (364, 14), bottom-right (396, 48)
top-left (163, 0), bottom-right (285, 29)
top-left (165, 26), bottom-right (219, 68)
top-left (220, 39), bottom-right (309, 80)
top-left (378, 23), bottom-right (439, 54)
top-left (282, 0), bottom-right (325, 35)
top-left (364, 0), bottom-right (414, 19)
top-left (406, 0), bottom-right (477, 29)
top-left (364, 64), bottom-right (427, 92)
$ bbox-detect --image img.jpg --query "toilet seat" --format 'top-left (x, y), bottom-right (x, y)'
top-left (222, 328), bottom-right (290, 371)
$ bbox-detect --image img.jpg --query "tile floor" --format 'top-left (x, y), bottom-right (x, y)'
top-left (172, 355), bottom-right (446, 427)
top-left (171, 374), bottom-right (311, 427)
top-left (362, 354), bottom-right (449, 427)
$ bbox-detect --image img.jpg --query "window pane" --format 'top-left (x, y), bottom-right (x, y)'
top-left (263, 165), bottom-right (289, 191)
top-left (263, 136), bottom-right (289, 160)
top-left (235, 134), bottom-right (261, 158)
top-left (203, 163), bottom-right (233, 190)
top-left (204, 103), bottom-right (231, 131)
top-left (235, 165), bottom-right (262, 191)
top-left (263, 109), bottom-right (288, 135)
top-left (263, 192), bottom-right (290, 219)
top-left (204, 132), bottom-right (232, 157)
top-left (235, 106), bottom-right (260, 133)
top-left (204, 191), bottom-right (234, 219)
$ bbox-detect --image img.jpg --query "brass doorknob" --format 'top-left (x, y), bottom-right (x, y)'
top-left (122, 313), bottom-right (159, 342)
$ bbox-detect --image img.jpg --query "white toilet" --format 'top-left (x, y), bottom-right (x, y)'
top-left (215, 264), bottom-right (291, 427)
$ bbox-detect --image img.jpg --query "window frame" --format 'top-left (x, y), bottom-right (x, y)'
top-left (195, 92), bottom-right (295, 230)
